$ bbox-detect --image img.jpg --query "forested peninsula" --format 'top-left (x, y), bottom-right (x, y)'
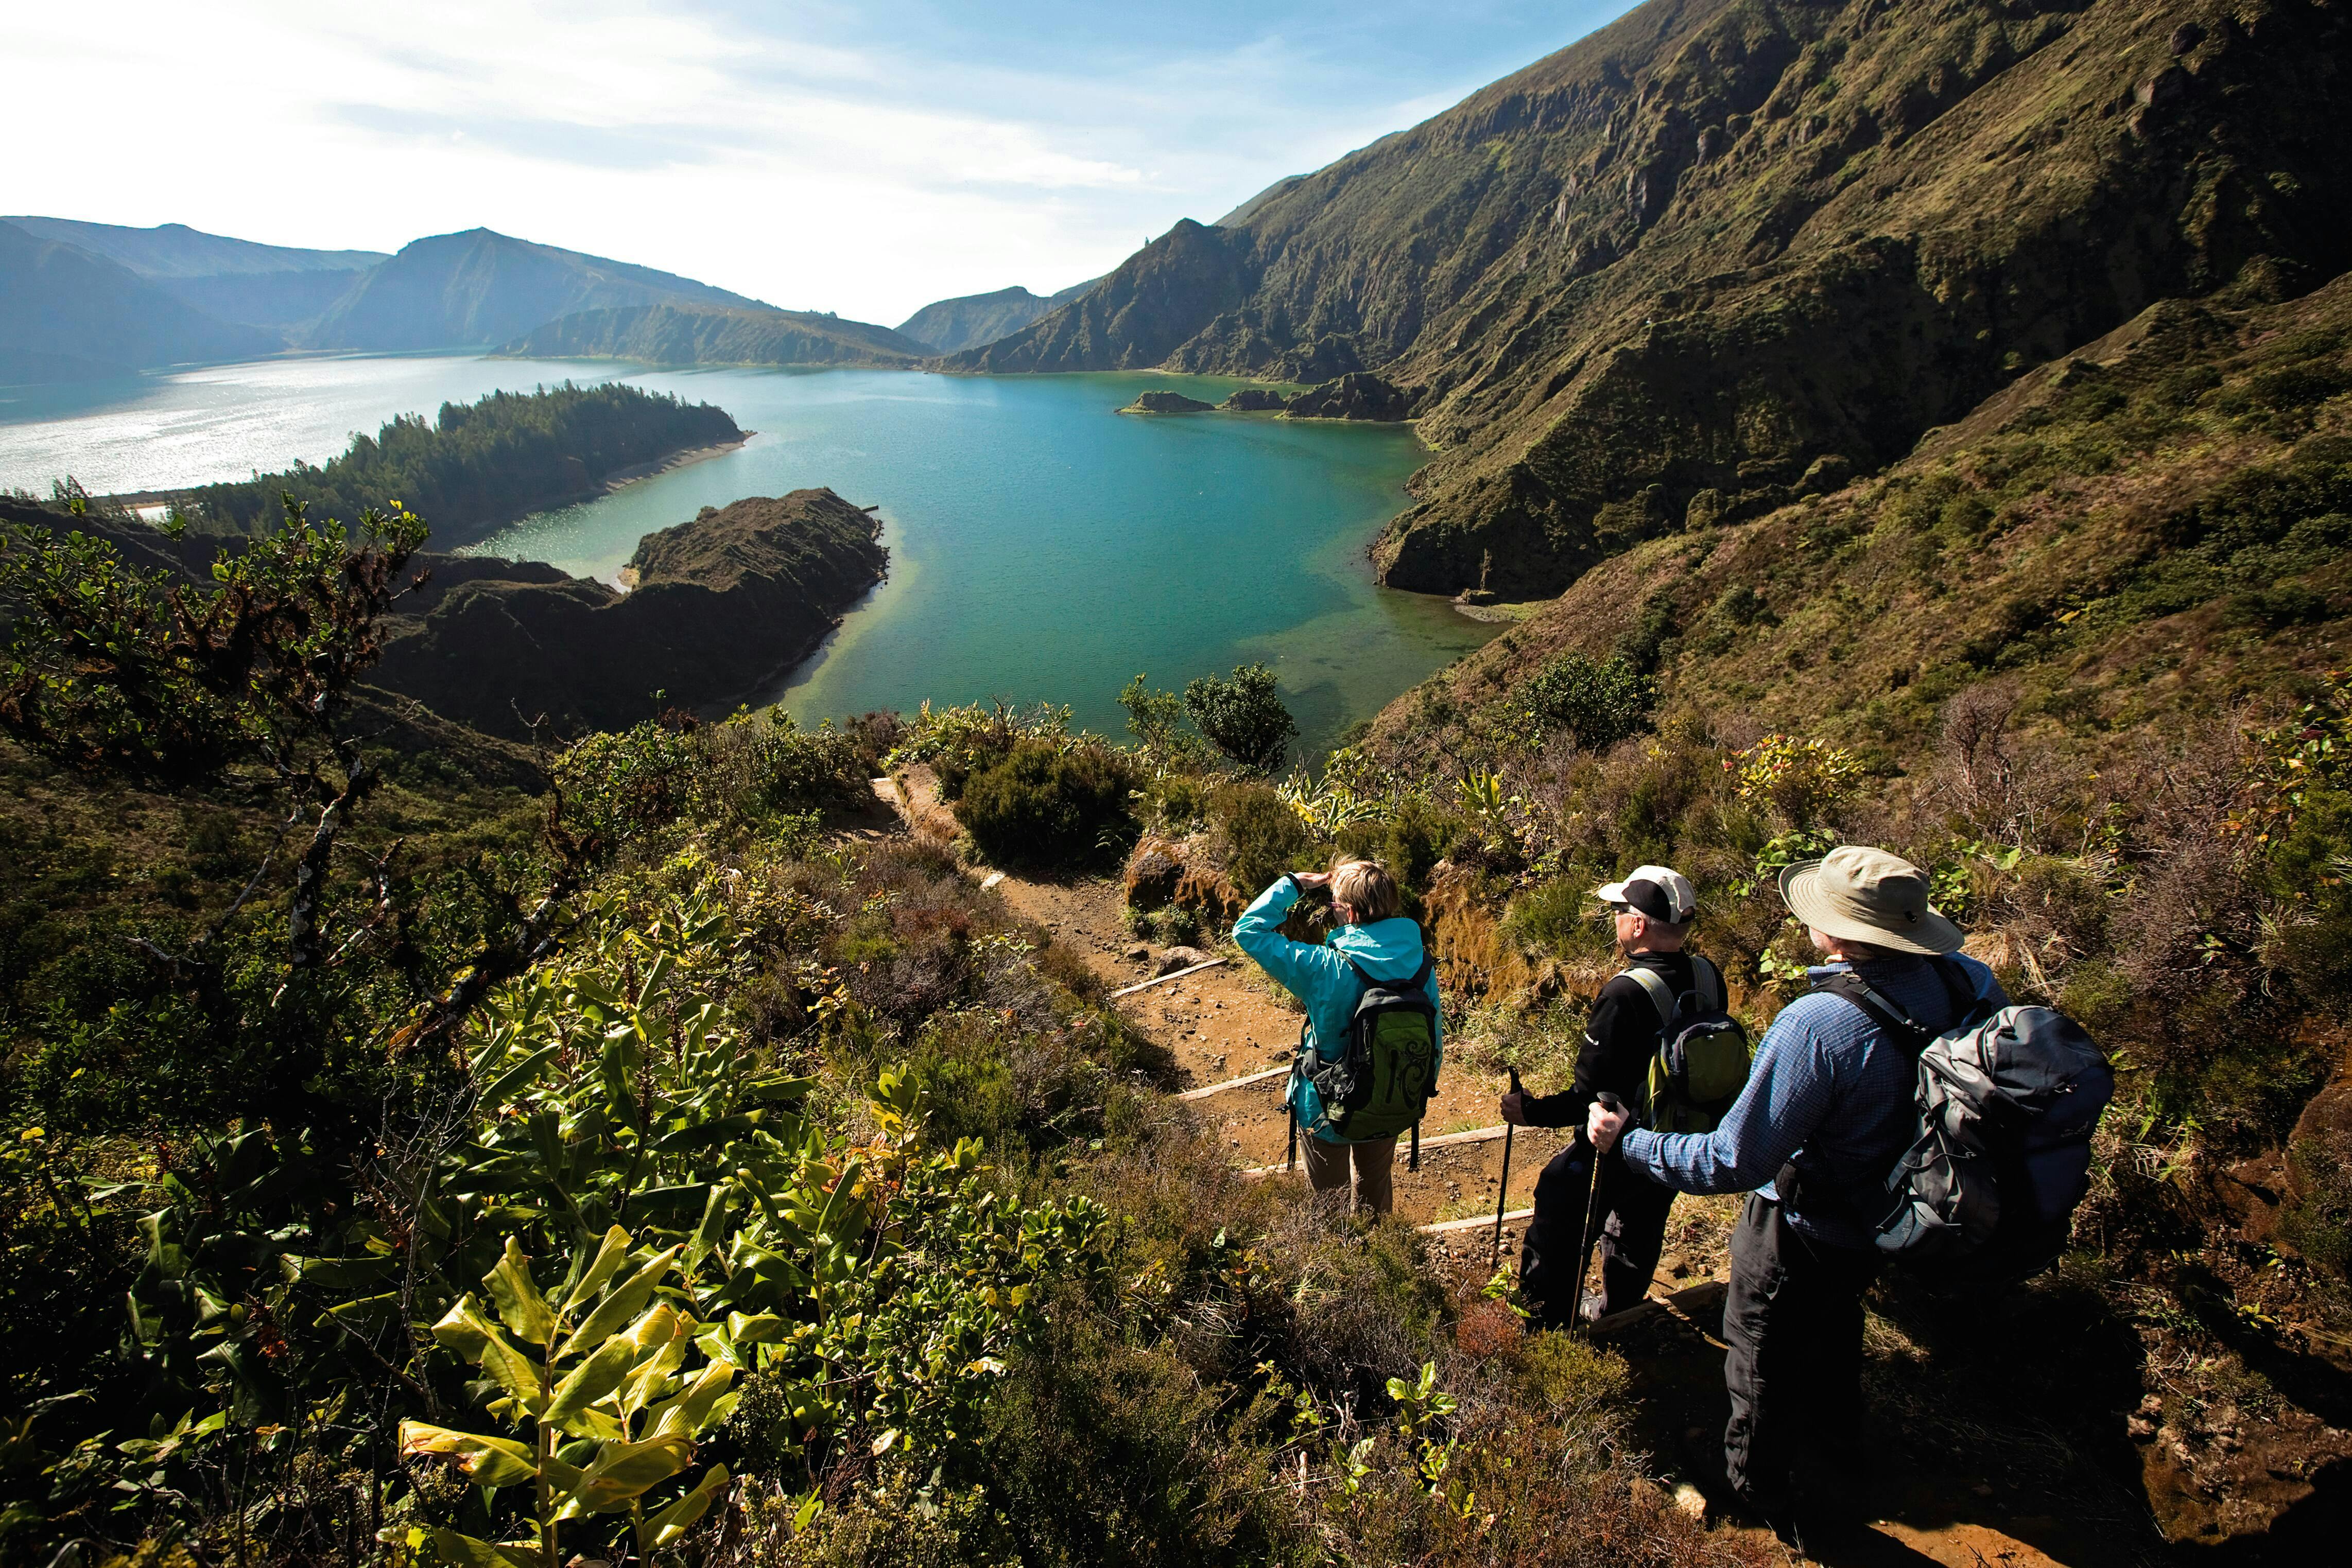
top-left (170, 381), bottom-right (743, 548)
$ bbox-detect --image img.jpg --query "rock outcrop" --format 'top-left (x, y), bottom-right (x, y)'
top-left (1119, 390), bottom-right (1216, 414)
top-left (1284, 373), bottom-right (1413, 422)
top-left (373, 489), bottom-right (887, 739)
top-left (1220, 388), bottom-right (1291, 412)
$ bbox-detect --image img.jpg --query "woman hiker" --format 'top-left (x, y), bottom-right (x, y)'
top-left (1234, 858), bottom-right (1441, 1216)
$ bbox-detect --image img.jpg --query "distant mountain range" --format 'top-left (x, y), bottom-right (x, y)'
top-left (893, 278), bottom-right (1102, 355)
top-left (0, 214), bottom-right (1115, 381)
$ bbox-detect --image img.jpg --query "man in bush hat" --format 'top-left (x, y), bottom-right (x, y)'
top-left (1586, 847), bottom-right (2006, 1529)
top-left (1501, 864), bottom-right (1713, 1328)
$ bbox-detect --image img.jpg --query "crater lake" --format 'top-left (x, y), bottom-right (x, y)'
top-left (0, 356), bottom-right (1500, 755)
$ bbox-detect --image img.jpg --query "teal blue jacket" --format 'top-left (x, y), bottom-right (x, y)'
top-left (1233, 875), bottom-right (1443, 1143)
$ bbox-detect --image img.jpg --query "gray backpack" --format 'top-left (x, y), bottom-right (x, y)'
top-left (1819, 964), bottom-right (2114, 1281)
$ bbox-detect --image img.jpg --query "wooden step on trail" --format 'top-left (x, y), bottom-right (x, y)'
top-left (1239, 1120), bottom-right (1529, 1177)
top-left (1420, 1207), bottom-right (1533, 1235)
top-left (1109, 957), bottom-right (1227, 998)
top-left (1176, 1064), bottom-right (1289, 1101)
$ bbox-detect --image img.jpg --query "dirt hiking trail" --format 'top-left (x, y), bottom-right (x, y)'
top-left (873, 772), bottom-right (2147, 1568)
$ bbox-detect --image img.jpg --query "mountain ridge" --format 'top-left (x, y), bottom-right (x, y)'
top-left (894, 277), bottom-right (1103, 355)
top-left (302, 228), bottom-right (771, 353)
top-left (949, 0), bottom-right (2352, 599)
top-left (500, 302), bottom-right (929, 368)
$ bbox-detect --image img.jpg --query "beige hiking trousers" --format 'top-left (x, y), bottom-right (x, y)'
top-left (1303, 1133), bottom-right (1397, 1216)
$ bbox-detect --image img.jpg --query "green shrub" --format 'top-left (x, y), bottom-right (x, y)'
top-left (1510, 652), bottom-right (1655, 751)
top-left (1185, 664), bottom-right (1298, 772)
top-left (1214, 782), bottom-right (1319, 896)
top-left (2279, 1129), bottom-right (2352, 1280)
top-left (955, 739), bottom-right (1139, 869)
top-left (1503, 877), bottom-right (1607, 958)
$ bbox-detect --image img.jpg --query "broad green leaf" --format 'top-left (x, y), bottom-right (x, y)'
top-left (279, 1254), bottom-right (399, 1290)
top-left (646, 1462), bottom-right (731, 1546)
top-left (428, 1297), bottom-right (497, 1362)
top-left (477, 1043), bottom-right (560, 1116)
top-left (648, 1362), bottom-right (735, 1438)
top-left (684, 1186), bottom-right (729, 1270)
top-left (560, 1226), bottom-right (633, 1314)
top-left (564, 1434), bottom-right (693, 1513)
top-left (622, 1302), bottom-right (681, 1357)
top-left (427, 1528), bottom-right (543, 1568)
top-left (727, 1312), bottom-right (788, 1345)
top-left (648, 1113), bottom-right (764, 1155)
top-left (620, 1331), bottom-right (686, 1418)
top-left (562, 1245), bottom-right (680, 1357)
top-left (485, 1238), bottom-right (554, 1346)
top-left (397, 1422), bottom-right (537, 1490)
top-left (543, 1337), bottom-right (633, 1428)
top-left (430, 1301), bottom-right (542, 1414)
top-left (737, 1075), bottom-right (817, 1106)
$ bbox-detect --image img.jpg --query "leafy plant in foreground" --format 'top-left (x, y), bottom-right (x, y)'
top-left (400, 1228), bottom-right (733, 1567)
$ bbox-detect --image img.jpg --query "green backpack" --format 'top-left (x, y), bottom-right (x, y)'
top-left (1625, 957), bottom-right (1754, 1135)
top-left (1303, 955), bottom-right (1439, 1142)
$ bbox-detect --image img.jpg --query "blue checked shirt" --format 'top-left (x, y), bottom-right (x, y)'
top-left (1617, 953), bottom-right (2008, 1249)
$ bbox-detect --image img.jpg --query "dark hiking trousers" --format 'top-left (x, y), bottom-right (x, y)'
top-left (1723, 1193), bottom-right (1882, 1510)
top-left (1518, 1140), bottom-right (1676, 1326)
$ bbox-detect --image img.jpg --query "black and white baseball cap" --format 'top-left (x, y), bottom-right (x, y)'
top-left (1596, 864), bottom-right (1698, 924)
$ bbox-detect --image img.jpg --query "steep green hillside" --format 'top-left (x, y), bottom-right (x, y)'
top-left (1365, 264), bottom-right (2352, 765)
top-left (303, 228), bottom-right (767, 352)
top-left (0, 220), bottom-right (276, 381)
top-left (501, 301), bottom-right (929, 367)
top-left (896, 277), bottom-right (1102, 354)
top-left (953, 0), bottom-right (2352, 599)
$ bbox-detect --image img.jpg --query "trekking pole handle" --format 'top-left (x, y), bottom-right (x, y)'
top-left (1507, 1066), bottom-right (1523, 1094)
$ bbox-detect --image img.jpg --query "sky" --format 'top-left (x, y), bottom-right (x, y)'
top-left (8, 1), bottom-right (1639, 326)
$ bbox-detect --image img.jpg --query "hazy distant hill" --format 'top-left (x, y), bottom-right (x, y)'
top-left (894, 278), bottom-right (1102, 355)
top-left (954, 0), bottom-right (2352, 598)
top-left (0, 220), bottom-right (276, 382)
top-left (4, 216), bottom-right (389, 338)
top-left (1, 217), bottom-right (385, 279)
top-left (503, 303), bottom-right (929, 368)
top-left (304, 229), bottom-right (769, 353)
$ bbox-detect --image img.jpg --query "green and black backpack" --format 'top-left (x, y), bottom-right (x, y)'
top-left (1303, 955), bottom-right (1439, 1144)
top-left (1624, 957), bottom-right (1753, 1135)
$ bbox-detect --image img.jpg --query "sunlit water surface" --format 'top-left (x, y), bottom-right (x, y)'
top-left (1, 355), bottom-right (1498, 753)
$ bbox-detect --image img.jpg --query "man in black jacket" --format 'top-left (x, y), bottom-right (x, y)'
top-left (1501, 864), bottom-right (1711, 1328)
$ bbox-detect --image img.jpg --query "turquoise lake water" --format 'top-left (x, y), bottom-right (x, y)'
top-left (0, 356), bottom-right (1498, 755)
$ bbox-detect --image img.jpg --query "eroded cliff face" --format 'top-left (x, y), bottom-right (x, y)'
top-left (949, 0), bottom-right (2352, 597)
top-left (372, 489), bottom-right (887, 738)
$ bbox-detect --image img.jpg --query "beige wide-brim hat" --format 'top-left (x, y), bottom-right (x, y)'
top-left (1777, 846), bottom-right (1964, 956)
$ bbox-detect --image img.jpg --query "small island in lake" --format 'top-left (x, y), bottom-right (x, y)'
top-left (1116, 389), bottom-right (1216, 414)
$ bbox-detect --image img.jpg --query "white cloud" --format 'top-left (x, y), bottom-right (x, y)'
top-left (4, 0), bottom-right (1630, 323)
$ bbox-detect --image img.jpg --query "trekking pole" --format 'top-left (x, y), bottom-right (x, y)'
top-left (1490, 1067), bottom-right (1520, 1270)
top-left (1287, 1105), bottom-right (1298, 1174)
top-left (1569, 1091), bottom-right (1627, 1337)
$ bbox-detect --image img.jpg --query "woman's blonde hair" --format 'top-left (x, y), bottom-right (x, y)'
top-left (1330, 857), bottom-right (1402, 924)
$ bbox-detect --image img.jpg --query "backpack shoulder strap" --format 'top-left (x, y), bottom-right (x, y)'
top-left (1620, 966), bottom-right (1677, 1030)
top-left (1930, 955), bottom-right (1989, 1030)
top-left (1811, 971), bottom-right (1935, 1059)
top-left (1691, 954), bottom-right (1725, 1014)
